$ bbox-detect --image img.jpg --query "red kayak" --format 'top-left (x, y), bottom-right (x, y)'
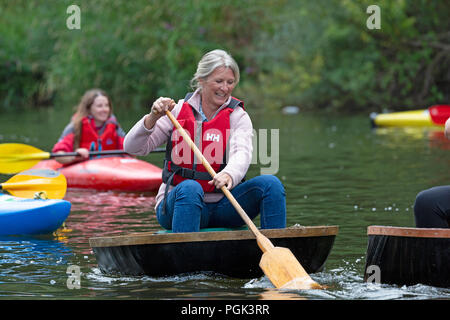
top-left (32, 156), bottom-right (162, 192)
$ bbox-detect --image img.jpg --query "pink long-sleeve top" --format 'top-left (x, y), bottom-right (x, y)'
top-left (124, 89), bottom-right (254, 210)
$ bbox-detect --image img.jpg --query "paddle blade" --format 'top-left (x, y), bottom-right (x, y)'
top-left (1, 169), bottom-right (67, 199)
top-left (429, 104), bottom-right (450, 125)
top-left (260, 247), bottom-right (322, 290)
top-left (0, 143), bottom-right (50, 174)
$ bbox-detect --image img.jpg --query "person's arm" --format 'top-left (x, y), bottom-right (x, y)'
top-left (124, 98), bottom-right (179, 156)
top-left (52, 123), bottom-right (89, 164)
top-left (54, 148), bottom-right (89, 164)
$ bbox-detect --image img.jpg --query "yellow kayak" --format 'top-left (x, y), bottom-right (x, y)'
top-left (370, 109), bottom-right (436, 127)
top-left (370, 105), bottom-right (450, 127)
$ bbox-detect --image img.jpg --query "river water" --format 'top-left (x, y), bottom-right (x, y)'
top-left (0, 108), bottom-right (449, 301)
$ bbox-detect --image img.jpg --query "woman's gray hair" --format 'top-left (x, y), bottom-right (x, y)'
top-left (190, 49), bottom-right (240, 91)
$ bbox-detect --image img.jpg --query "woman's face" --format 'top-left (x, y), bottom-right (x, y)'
top-left (89, 95), bottom-right (110, 125)
top-left (200, 66), bottom-right (236, 109)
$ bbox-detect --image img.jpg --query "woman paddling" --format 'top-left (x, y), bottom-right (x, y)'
top-left (52, 89), bottom-right (126, 164)
top-left (125, 49), bottom-right (286, 233)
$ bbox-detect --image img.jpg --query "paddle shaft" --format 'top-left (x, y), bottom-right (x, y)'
top-left (0, 143), bottom-right (166, 174)
top-left (50, 147), bottom-right (165, 158)
top-left (165, 110), bottom-right (274, 252)
top-left (166, 111), bottom-right (319, 290)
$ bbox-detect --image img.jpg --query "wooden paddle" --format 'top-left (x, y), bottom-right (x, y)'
top-left (0, 143), bottom-right (165, 174)
top-left (0, 168), bottom-right (67, 199)
top-left (429, 104), bottom-right (450, 125)
top-left (165, 109), bottom-right (322, 290)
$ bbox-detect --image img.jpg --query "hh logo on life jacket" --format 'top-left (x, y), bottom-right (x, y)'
top-left (205, 133), bottom-right (221, 142)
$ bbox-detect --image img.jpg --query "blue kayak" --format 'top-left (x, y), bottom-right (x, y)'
top-left (0, 193), bottom-right (71, 236)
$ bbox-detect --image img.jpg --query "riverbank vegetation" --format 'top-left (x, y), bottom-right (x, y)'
top-left (1, 0), bottom-right (448, 113)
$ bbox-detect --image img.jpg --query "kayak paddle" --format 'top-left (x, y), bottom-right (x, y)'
top-left (165, 109), bottom-right (322, 290)
top-left (0, 169), bottom-right (67, 199)
top-left (0, 143), bottom-right (165, 174)
top-left (429, 104), bottom-right (450, 125)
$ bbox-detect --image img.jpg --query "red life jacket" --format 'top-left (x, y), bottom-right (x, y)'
top-left (162, 93), bottom-right (244, 193)
top-left (79, 116), bottom-right (122, 151)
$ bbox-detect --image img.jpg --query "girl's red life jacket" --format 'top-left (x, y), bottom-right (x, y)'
top-left (79, 116), bottom-right (123, 151)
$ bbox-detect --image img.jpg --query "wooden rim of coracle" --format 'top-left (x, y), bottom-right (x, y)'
top-left (367, 225), bottom-right (450, 238)
top-left (89, 225), bottom-right (339, 248)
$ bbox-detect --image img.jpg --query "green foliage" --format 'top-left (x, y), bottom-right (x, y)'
top-left (242, 0), bottom-right (449, 112)
top-left (0, 0), bottom-right (448, 113)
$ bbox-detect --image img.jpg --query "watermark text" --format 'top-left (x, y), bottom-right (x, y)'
top-left (66, 265), bottom-right (81, 289)
top-left (66, 4), bottom-right (81, 30)
top-left (366, 5), bottom-right (381, 30)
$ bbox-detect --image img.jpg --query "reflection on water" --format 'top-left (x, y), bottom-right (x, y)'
top-left (66, 190), bottom-right (160, 238)
top-left (0, 236), bottom-right (73, 298)
top-left (1, 112), bottom-right (450, 299)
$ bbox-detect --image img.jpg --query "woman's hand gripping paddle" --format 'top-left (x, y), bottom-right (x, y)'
top-left (165, 109), bottom-right (322, 290)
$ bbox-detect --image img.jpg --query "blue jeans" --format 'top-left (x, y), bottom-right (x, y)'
top-left (156, 175), bottom-right (286, 233)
